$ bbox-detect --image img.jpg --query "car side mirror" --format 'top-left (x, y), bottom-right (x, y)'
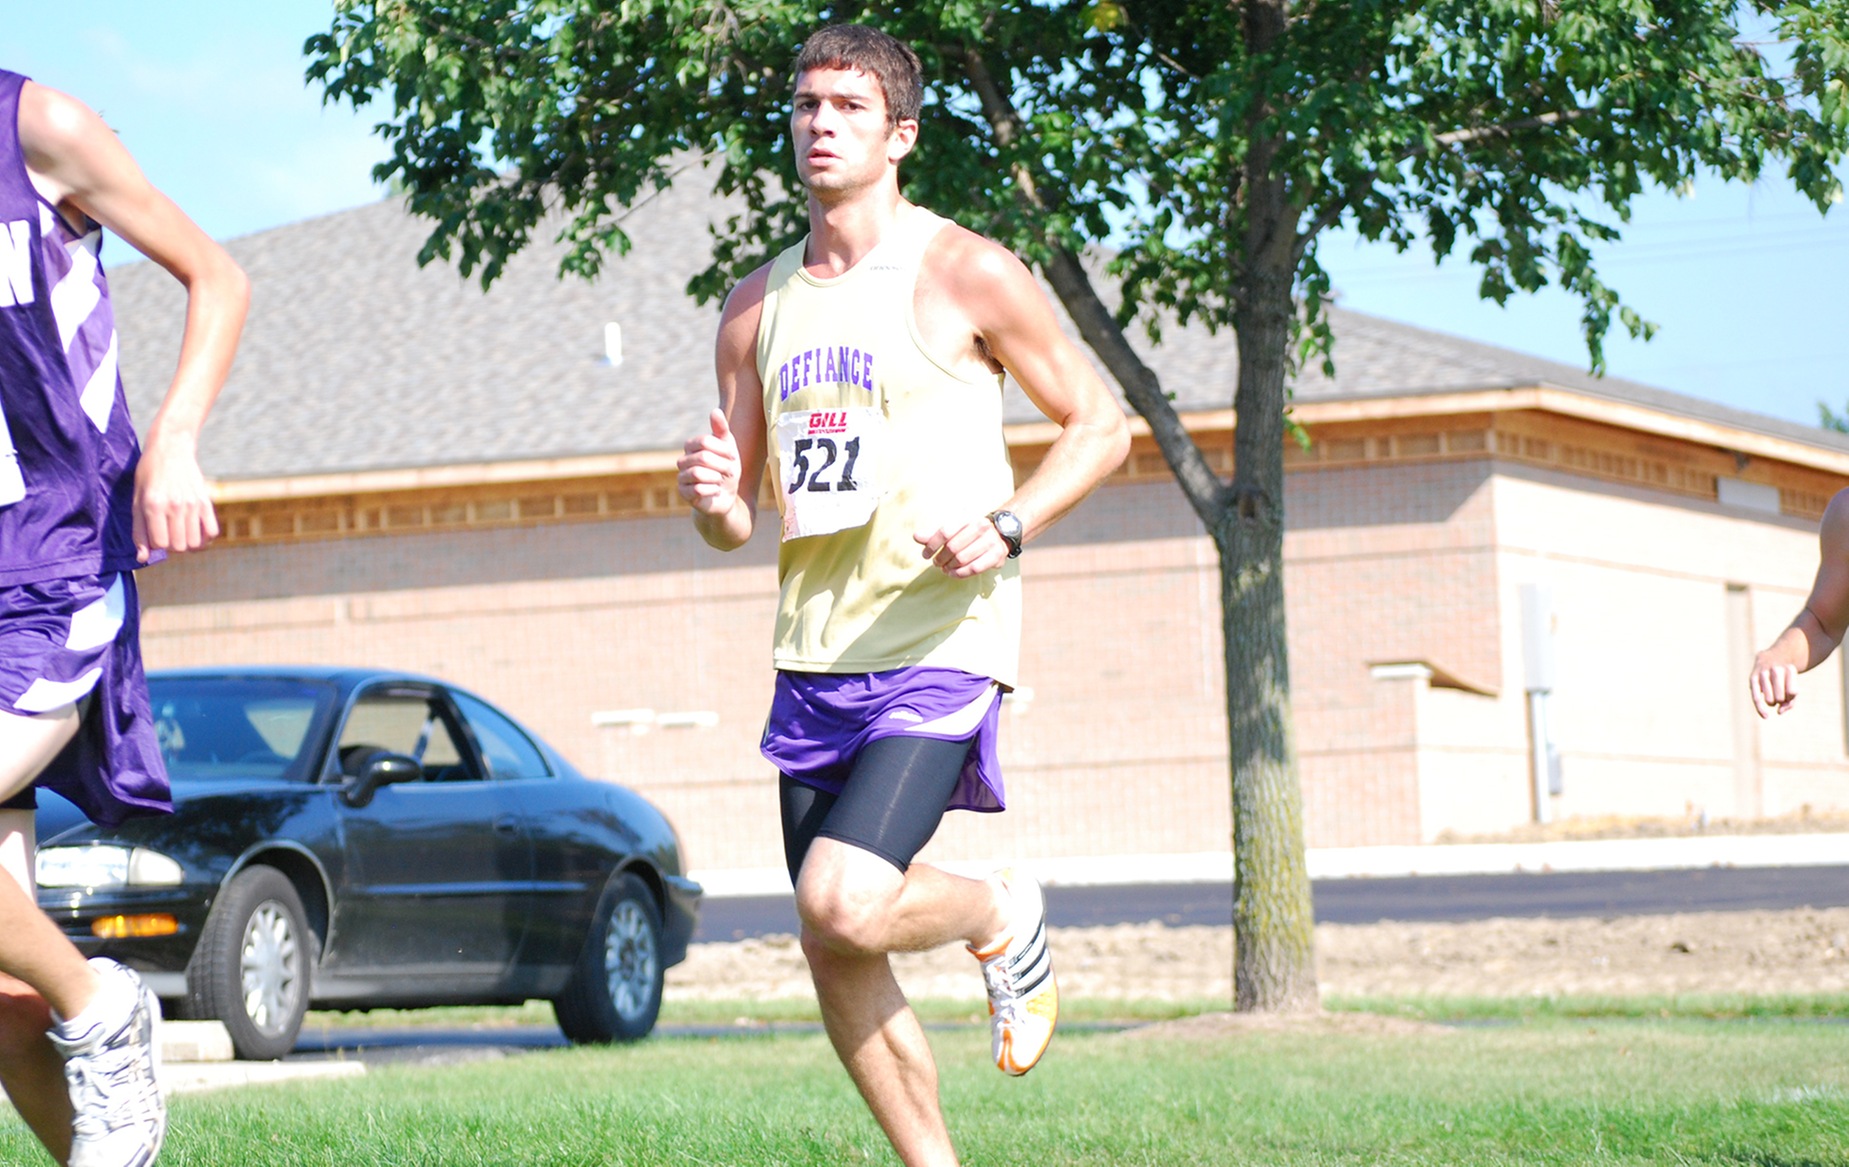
top-left (340, 751), bottom-right (420, 808)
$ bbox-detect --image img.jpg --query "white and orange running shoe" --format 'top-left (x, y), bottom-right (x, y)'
top-left (969, 869), bottom-right (1059, 1076)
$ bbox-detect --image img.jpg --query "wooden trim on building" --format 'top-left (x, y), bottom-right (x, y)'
top-left (209, 448), bottom-right (684, 503)
top-left (216, 478), bottom-right (688, 544)
top-left (205, 386), bottom-right (1844, 546)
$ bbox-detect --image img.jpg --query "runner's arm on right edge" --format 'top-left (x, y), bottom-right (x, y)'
top-left (1750, 488), bottom-right (1849, 718)
top-left (680, 265), bottom-right (772, 551)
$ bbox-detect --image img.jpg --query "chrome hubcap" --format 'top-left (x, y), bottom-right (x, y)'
top-left (602, 900), bottom-right (657, 1021)
top-left (239, 900), bottom-right (302, 1036)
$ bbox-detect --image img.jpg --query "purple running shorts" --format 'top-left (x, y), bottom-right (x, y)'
top-left (760, 666), bottom-right (1006, 813)
top-left (0, 573), bottom-right (170, 824)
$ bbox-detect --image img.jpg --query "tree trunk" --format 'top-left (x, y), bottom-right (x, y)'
top-left (1023, 236), bottom-right (1319, 1013)
top-left (959, 29), bottom-right (1318, 1011)
top-left (1223, 259), bottom-right (1318, 1014)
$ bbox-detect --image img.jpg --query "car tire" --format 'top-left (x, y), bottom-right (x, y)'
top-left (553, 872), bottom-right (663, 1044)
top-left (186, 865), bottom-right (313, 1060)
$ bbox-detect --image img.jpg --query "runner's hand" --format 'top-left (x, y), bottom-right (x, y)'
top-left (133, 429), bottom-right (218, 561)
top-left (678, 408), bottom-right (742, 517)
top-left (1749, 656), bottom-right (1799, 718)
top-left (915, 517), bottom-right (1008, 579)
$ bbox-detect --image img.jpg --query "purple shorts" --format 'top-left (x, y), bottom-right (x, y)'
top-left (760, 667), bottom-right (1006, 813)
top-left (0, 573), bottom-right (170, 825)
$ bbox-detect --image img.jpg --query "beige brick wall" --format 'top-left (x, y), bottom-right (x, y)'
top-left (135, 454), bottom-right (1849, 873)
top-left (1490, 466), bottom-right (1844, 827)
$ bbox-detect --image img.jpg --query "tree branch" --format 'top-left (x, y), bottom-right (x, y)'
top-left (1288, 108), bottom-right (1599, 262)
top-left (953, 43), bottom-right (1229, 525)
top-left (1432, 107), bottom-right (1594, 148)
top-left (1291, 187), bottom-right (1360, 266)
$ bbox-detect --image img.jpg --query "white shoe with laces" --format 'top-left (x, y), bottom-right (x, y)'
top-left (50, 957), bottom-right (166, 1167)
top-left (968, 869), bottom-right (1059, 1076)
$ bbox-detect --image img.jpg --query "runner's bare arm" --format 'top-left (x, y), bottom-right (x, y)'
top-left (17, 81), bottom-right (248, 561)
top-left (680, 266), bottom-right (770, 551)
top-left (1749, 488), bottom-right (1849, 717)
top-left (913, 230), bottom-right (1129, 577)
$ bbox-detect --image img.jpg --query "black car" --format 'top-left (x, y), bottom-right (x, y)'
top-left (33, 667), bottom-right (701, 1060)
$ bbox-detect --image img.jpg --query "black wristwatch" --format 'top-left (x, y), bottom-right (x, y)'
top-left (987, 509), bottom-right (1024, 558)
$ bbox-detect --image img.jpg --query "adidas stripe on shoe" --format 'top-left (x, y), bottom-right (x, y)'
top-left (968, 868), bottom-right (1058, 1076)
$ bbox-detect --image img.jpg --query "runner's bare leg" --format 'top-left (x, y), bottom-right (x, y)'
top-left (0, 703), bottom-right (92, 1162)
top-left (797, 839), bottom-right (1009, 1167)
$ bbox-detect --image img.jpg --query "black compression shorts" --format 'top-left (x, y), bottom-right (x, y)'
top-left (778, 734), bottom-right (972, 882)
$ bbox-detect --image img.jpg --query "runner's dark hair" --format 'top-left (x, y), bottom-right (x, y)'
top-left (791, 24), bottom-right (923, 130)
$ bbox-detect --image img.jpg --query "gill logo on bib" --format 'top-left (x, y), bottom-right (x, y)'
top-left (775, 407), bottom-right (886, 540)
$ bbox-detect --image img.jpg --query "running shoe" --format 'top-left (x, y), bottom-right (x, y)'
top-left (50, 957), bottom-right (166, 1167)
top-left (968, 868), bottom-right (1058, 1076)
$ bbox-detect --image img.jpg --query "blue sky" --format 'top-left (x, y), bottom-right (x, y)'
top-left (8, 1), bottom-right (1848, 429)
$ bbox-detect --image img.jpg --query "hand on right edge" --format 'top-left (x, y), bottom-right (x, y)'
top-left (1748, 655), bottom-right (1798, 719)
top-left (678, 408), bottom-right (742, 518)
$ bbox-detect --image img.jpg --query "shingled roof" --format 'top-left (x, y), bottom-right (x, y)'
top-left (108, 171), bottom-right (1849, 483)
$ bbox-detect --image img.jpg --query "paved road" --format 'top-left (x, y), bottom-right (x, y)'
top-left (693, 864), bottom-right (1849, 942)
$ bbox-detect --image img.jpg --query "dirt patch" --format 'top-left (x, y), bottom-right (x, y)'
top-left (665, 908), bottom-right (1849, 1003)
top-left (1322, 908), bottom-right (1849, 998)
top-left (665, 922), bottom-right (1233, 1003)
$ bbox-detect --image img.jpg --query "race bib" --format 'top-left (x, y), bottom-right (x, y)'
top-left (774, 407), bottom-right (886, 540)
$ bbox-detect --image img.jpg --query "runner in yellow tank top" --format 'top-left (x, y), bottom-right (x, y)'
top-left (759, 202), bottom-right (1022, 685)
top-left (677, 25), bottom-right (1128, 1167)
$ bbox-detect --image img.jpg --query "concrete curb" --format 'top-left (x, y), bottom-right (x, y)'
top-left (690, 833), bottom-right (1849, 897)
top-left (159, 1020), bottom-right (233, 1063)
top-left (156, 1020), bottom-right (369, 1094)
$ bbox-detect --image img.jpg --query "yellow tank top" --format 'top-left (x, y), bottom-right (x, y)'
top-left (757, 207), bottom-right (1020, 686)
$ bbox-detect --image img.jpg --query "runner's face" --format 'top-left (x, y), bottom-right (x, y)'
top-left (791, 68), bottom-right (914, 195)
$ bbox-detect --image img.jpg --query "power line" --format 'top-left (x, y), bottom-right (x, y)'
top-left (1326, 230), bottom-right (1846, 284)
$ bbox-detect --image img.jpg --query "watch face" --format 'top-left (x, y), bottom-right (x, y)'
top-left (991, 510), bottom-right (1023, 555)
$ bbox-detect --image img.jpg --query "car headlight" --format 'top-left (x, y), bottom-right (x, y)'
top-left (35, 845), bottom-right (185, 890)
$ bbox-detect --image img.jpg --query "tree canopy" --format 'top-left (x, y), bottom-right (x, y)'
top-left (310, 0), bottom-right (1849, 1010)
top-left (311, 2), bottom-right (1847, 357)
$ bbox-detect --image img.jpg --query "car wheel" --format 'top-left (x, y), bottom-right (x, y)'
top-left (186, 865), bottom-right (313, 1060)
top-left (553, 872), bottom-right (663, 1044)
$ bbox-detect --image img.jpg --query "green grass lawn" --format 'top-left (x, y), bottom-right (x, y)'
top-left (5, 1006), bottom-right (1844, 1165)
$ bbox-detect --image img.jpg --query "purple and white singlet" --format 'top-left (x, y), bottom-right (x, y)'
top-left (0, 69), bottom-right (143, 587)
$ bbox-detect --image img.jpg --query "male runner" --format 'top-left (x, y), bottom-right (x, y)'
top-left (1749, 489), bottom-right (1849, 718)
top-left (0, 72), bottom-right (247, 1166)
top-left (677, 24), bottom-right (1128, 1167)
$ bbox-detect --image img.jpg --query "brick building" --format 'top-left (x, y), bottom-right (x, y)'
top-left (109, 183), bottom-right (1849, 880)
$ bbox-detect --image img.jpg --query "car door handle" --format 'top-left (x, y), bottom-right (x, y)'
top-left (493, 817), bottom-right (521, 837)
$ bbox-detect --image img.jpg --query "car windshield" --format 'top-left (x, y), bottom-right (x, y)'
top-left (147, 677), bottom-right (339, 782)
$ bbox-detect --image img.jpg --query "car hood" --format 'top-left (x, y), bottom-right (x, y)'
top-left (35, 776), bottom-right (321, 845)
top-left (34, 790), bottom-right (91, 846)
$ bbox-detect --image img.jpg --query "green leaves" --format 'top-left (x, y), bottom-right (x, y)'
top-left (307, 0), bottom-right (812, 290)
top-left (305, 0), bottom-right (1849, 374)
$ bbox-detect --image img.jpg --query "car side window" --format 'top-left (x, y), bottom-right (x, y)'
top-left (453, 692), bottom-right (552, 781)
top-left (337, 691), bottom-right (472, 782)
